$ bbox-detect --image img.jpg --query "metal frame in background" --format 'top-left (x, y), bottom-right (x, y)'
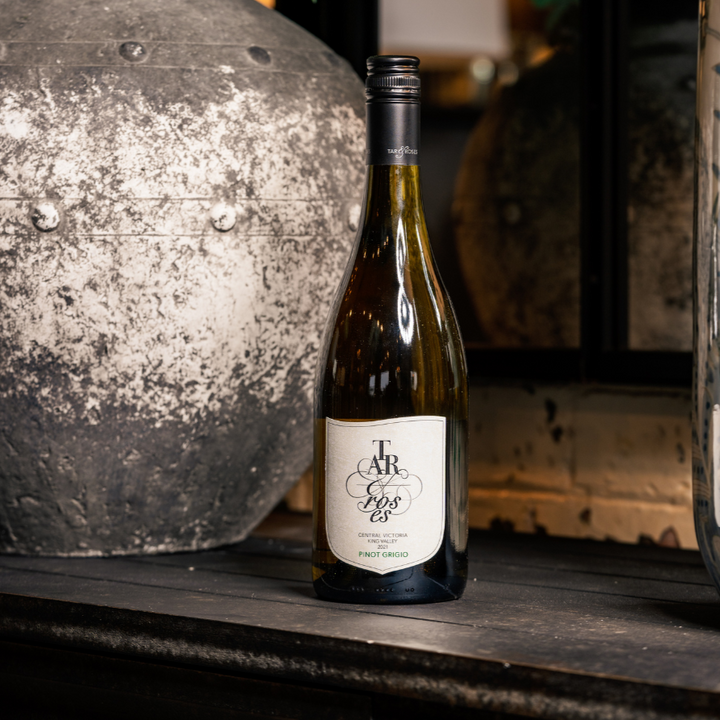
top-left (470, 0), bottom-right (691, 387)
top-left (274, 0), bottom-right (378, 79)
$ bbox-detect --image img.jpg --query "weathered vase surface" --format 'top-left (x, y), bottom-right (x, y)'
top-left (0, 0), bottom-right (365, 555)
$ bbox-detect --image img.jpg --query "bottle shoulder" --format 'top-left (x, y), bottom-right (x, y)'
top-left (316, 267), bottom-right (467, 419)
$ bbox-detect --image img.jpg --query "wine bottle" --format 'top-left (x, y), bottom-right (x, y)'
top-left (312, 56), bottom-right (468, 604)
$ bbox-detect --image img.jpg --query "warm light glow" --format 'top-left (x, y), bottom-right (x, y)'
top-left (380, 0), bottom-right (510, 58)
top-left (254, 0), bottom-right (275, 8)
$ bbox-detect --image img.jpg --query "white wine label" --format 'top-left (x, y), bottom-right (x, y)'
top-left (325, 416), bottom-right (446, 574)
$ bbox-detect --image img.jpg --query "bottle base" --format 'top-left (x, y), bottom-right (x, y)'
top-left (312, 568), bottom-right (466, 604)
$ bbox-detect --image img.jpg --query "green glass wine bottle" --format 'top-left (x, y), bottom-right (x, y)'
top-left (312, 56), bottom-right (468, 604)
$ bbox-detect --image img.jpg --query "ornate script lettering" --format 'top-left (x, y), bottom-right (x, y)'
top-left (344, 439), bottom-right (423, 523)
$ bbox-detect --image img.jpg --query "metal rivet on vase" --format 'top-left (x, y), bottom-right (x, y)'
top-left (347, 203), bottom-right (361, 232)
top-left (247, 46), bottom-right (271, 65)
top-left (210, 201), bottom-right (237, 232)
top-left (119, 41), bottom-right (148, 63)
top-left (31, 202), bottom-right (60, 232)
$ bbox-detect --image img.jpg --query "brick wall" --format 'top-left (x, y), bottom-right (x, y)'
top-left (467, 384), bottom-right (693, 547)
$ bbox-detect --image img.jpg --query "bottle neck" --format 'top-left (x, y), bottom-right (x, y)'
top-left (363, 97), bottom-right (424, 233)
top-left (362, 165), bottom-right (424, 229)
top-left (366, 100), bottom-right (420, 167)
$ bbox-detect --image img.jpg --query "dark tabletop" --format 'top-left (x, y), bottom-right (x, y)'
top-left (2, 512), bottom-right (720, 719)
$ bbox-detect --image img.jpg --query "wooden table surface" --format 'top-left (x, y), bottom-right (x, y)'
top-left (2, 511), bottom-right (720, 719)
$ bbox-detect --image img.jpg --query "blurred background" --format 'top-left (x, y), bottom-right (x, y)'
top-left (261, 0), bottom-right (699, 549)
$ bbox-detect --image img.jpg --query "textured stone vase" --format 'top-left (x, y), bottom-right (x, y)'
top-left (0, 0), bottom-right (365, 555)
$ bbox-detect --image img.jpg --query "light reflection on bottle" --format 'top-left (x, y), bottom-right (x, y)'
top-left (395, 218), bottom-right (415, 344)
top-left (397, 292), bottom-right (414, 344)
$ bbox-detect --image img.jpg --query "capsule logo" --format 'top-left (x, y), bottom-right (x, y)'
top-left (387, 145), bottom-right (418, 158)
top-left (345, 439), bottom-right (423, 523)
